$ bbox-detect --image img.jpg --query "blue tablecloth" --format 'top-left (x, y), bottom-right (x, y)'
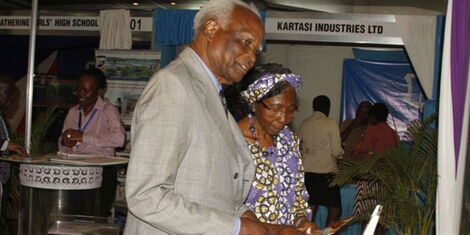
top-left (313, 184), bottom-right (361, 235)
top-left (314, 185), bottom-right (394, 235)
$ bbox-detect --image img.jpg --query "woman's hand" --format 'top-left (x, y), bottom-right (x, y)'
top-left (240, 211), bottom-right (306, 235)
top-left (294, 216), bottom-right (320, 235)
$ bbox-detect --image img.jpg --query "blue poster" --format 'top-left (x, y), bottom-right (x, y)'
top-left (341, 59), bottom-right (426, 139)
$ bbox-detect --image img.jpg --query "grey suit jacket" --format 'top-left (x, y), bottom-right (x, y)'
top-left (124, 48), bottom-right (255, 235)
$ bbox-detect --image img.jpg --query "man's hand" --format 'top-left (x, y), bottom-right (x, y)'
top-left (7, 141), bottom-right (26, 155)
top-left (62, 129), bottom-right (83, 147)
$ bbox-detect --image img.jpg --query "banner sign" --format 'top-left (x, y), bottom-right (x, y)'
top-left (267, 18), bottom-right (397, 37)
top-left (341, 59), bottom-right (426, 139)
top-left (265, 12), bottom-right (403, 45)
top-left (95, 50), bottom-right (160, 125)
top-left (2, 12), bottom-right (404, 45)
top-left (0, 16), bottom-right (152, 32)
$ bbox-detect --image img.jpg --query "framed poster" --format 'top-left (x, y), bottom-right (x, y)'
top-left (95, 50), bottom-right (161, 125)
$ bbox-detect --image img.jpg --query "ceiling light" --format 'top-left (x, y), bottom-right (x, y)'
top-left (132, 0), bottom-right (139, 6)
top-left (170, 2), bottom-right (176, 5)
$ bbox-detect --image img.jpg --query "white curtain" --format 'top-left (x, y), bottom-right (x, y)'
top-left (437, 0), bottom-right (470, 232)
top-left (395, 15), bottom-right (436, 99)
top-left (259, 44), bottom-right (354, 129)
top-left (99, 9), bottom-right (132, 49)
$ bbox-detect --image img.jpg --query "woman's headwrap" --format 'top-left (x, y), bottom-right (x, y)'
top-left (241, 73), bottom-right (302, 104)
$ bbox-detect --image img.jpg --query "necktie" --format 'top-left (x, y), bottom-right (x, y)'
top-left (219, 90), bottom-right (228, 116)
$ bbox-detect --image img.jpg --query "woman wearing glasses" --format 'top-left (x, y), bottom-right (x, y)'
top-left (235, 63), bottom-right (318, 233)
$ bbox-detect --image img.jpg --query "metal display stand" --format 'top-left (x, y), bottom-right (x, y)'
top-left (0, 156), bottom-right (127, 235)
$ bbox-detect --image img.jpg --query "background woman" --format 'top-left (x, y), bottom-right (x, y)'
top-left (236, 63), bottom-right (317, 233)
top-left (352, 102), bottom-right (399, 234)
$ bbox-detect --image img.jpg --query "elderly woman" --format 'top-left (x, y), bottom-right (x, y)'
top-left (235, 63), bottom-right (317, 233)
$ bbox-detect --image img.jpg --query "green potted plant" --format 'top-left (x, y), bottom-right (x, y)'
top-left (1, 107), bottom-right (58, 234)
top-left (331, 115), bottom-right (437, 235)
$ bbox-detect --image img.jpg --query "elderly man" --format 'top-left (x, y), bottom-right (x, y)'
top-left (125, 0), bottom-right (303, 234)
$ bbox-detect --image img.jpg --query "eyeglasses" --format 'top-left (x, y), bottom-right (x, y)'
top-left (260, 101), bottom-right (298, 117)
top-left (74, 87), bottom-right (95, 96)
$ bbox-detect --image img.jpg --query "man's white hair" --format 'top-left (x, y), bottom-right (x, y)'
top-left (193, 0), bottom-right (260, 32)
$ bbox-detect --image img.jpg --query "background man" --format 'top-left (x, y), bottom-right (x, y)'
top-left (0, 74), bottom-right (25, 156)
top-left (58, 68), bottom-right (125, 216)
top-left (125, 0), bottom-right (303, 234)
top-left (298, 95), bottom-right (344, 227)
top-left (59, 68), bottom-right (125, 158)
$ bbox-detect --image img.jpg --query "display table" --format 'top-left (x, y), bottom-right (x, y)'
top-left (0, 154), bottom-right (128, 235)
top-left (19, 164), bottom-right (102, 190)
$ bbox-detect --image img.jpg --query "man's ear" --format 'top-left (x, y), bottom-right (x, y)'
top-left (202, 19), bottom-right (219, 41)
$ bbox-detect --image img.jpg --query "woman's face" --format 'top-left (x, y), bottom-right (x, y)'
top-left (254, 85), bottom-right (297, 136)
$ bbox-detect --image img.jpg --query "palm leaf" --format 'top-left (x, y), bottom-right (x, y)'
top-left (12, 107), bottom-right (58, 154)
top-left (331, 114), bottom-right (437, 234)
top-left (2, 107), bottom-right (59, 232)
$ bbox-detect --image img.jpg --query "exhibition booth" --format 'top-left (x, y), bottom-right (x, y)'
top-left (0, 1), bottom-right (469, 233)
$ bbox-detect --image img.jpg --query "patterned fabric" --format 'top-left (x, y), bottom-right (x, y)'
top-left (353, 180), bottom-right (381, 215)
top-left (245, 126), bottom-right (312, 225)
top-left (353, 121), bottom-right (398, 215)
top-left (241, 73), bottom-right (302, 105)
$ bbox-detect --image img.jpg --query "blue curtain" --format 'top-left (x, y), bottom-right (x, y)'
top-left (352, 48), bottom-right (409, 63)
top-left (155, 8), bottom-right (197, 46)
top-left (341, 59), bottom-right (425, 139)
top-left (153, 8), bottom-right (266, 68)
top-left (153, 9), bottom-right (197, 68)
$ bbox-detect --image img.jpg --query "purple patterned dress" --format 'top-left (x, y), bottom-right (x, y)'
top-left (245, 126), bottom-right (312, 225)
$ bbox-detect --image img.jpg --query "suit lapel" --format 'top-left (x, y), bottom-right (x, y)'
top-left (179, 48), bottom-right (235, 150)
